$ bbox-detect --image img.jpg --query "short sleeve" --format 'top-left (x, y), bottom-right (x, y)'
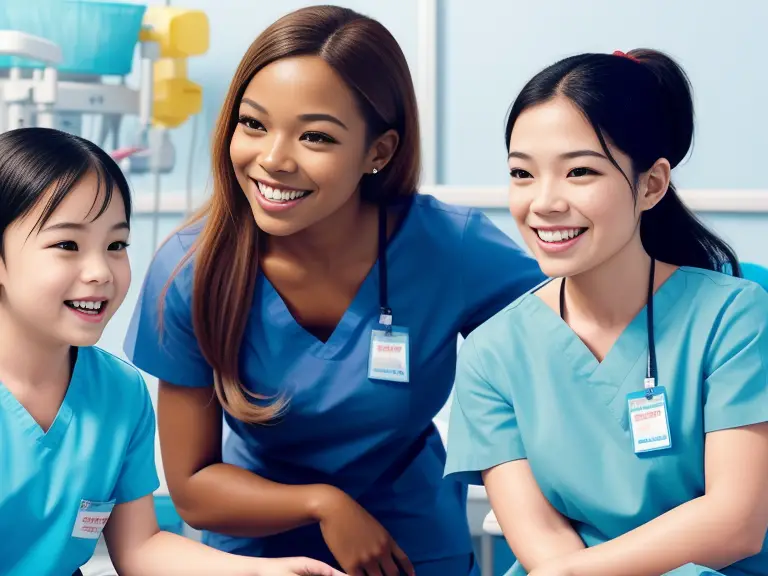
top-left (111, 372), bottom-right (160, 504)
top-left (703, 283), bottom-right (768, 433)
top-left (460, 210), bottom-right (545, 335)
top-left (444, 335), bottom-right (526, 485)
top-left (123, 233), bottom-right (213, 387)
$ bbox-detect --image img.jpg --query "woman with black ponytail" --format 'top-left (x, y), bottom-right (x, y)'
top-left (445, 50), bottom-right (768, 575)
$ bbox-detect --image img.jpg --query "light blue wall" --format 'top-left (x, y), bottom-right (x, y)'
top-left (438, 0), bottom-right (768, 189)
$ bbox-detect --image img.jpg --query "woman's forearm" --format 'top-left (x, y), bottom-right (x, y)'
top-left (483, 460), bottom-right (586, 572)
top-left (561, 494), bottom-right (761, 576)
top-left (512, 522), bottom-right (585, 572)
top-left (174, 463), bottom-right (341, 537)
top-left (123, 531), bottom-right (270, 576)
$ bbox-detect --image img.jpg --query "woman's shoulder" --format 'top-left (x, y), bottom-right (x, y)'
top-left (465, 284), bottom-right (550, 345)
top-left (675, 267), bottom-right (768, 347)
top-left (153, 220), bottom-right (203, 267)
top-left (404, 193), bottom-right (480, 236)
top-left (678, 266), bottom-right (768, 306)
top-left (144, 220), bottom-right (205, 296)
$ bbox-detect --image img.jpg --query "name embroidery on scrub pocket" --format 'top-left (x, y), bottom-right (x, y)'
top-left (72, 499), bottom-right (115, 539)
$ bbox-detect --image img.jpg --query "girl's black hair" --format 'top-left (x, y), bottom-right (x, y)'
top-left (505, 49), bottom-right (740, 276)
top-left (0, 127), bottom-right (132, 256)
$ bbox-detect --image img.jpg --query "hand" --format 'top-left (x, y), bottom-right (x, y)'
top-left (315, 488), bottom-right (415, 576)
top-left (252, 556), bottom-right (348, 576)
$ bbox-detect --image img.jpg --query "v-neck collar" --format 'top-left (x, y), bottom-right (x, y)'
top-left (523, 267), bottom-right (686, 388)
top-left (259, 197), bottom-right (416, 361)
top-left (261, 272), bottom-right (376, 360)
top-left (0, 347), bottom-right (84, 450)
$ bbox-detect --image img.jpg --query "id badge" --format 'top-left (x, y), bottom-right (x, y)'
top-left (71, 499), bottom-right (115, 539)
top-left (368, 327), bottom-right (409, 383)
top-left (627, 386), bottom-right (672, 454)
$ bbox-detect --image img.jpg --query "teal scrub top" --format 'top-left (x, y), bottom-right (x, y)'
top-left (0, 346), bottom-right (160, 576)
top-left (445, 267), bottom-right (768, 576)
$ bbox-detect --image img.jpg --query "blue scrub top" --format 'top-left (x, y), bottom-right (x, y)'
top-left (0, 346), bottom-right (160, 576)
top-left (445, 267), bottom-right (768, 576)
top-left (124, 193), bottom-right (544, 565)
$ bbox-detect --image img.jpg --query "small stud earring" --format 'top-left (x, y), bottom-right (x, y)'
top-left (372, 168), bottom-right (378, 174)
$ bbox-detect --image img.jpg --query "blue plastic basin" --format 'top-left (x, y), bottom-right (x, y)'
top-left (0, 0), bottom-right (147, 76)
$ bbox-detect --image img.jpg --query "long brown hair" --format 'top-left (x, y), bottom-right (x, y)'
top-left (164, 5), bottom-right (421, 424)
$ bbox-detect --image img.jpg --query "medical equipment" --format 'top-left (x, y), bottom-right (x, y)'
top-left (0, 1), bottom-right (209, 247)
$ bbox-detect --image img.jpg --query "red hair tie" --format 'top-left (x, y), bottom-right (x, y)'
top-left (613, 50), bottom-right (640, 63)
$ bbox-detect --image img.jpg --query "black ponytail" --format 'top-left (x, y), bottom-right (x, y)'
top-left (504, 49), bottom-right (740, 276)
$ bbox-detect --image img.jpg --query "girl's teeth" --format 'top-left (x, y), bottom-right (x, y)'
top-left (536, 228), bottom-right (584, 243)
top-left (70, 301), bottom-right (104, 312)
top-left (257, 183), bottom-right (308, 202)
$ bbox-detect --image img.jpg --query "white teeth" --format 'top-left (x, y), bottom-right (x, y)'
top-left (69, 300), bottom-right (104, 312)
top-left (257, 182), bottom-right (308, 203)
top-left (536, 228), bottom-right (585, 243)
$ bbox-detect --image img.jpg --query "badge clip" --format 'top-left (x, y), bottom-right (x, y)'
top-left (379, 307), bottom-right (393, 335)
top-left (643, 377), bottom-right (655, 399)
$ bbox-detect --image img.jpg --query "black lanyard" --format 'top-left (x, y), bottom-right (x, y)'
top-left (378, 204), bottom-right (392, 332)
top-left (559, 259), bottom-right (657, 396)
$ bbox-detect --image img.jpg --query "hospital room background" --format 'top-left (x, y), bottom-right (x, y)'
top-left (2, 0), bottom-right (767, 574)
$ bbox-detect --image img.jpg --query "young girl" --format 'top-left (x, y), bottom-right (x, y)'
top-left (123, 5), bottom-right (544, 576)
top-left (0, 127), bottom-right (345, 576)
top-left (445, 50), bottom-right (768, 575)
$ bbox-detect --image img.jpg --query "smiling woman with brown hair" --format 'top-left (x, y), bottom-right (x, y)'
top-left (124, 5), bottom-right (544, 576)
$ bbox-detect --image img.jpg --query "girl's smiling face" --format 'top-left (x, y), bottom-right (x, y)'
top-left (0, 171), bottom-right (131, 348)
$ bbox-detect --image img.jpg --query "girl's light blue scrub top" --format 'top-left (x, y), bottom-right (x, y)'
top-left (0, 346), bottom-right (160, 576)
top-left (124, 193), bottom-right (545, 566)
top-left (445, 267), bottom-right (768, 576)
